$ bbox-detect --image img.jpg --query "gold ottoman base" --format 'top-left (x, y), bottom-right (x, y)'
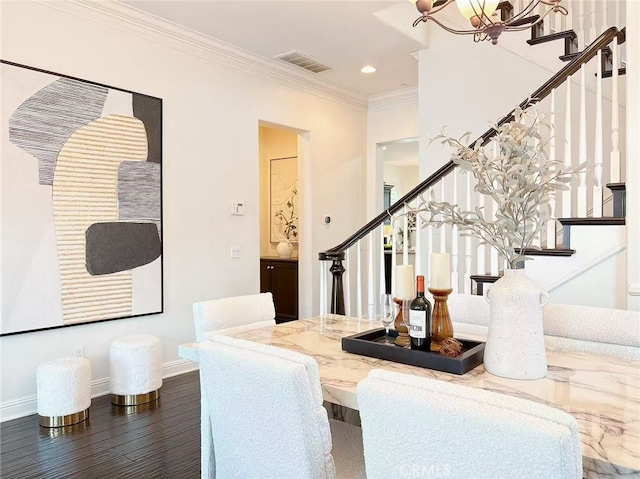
top-left (111, 389), bottom-right (160, 406)
top-left (39, 408), bottom-right (89, 428)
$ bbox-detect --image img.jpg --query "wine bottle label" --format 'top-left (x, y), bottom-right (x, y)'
top-left (409, 310), bottom-right (426, 338)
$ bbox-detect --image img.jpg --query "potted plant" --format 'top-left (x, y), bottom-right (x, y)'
top-left (418, 104), bottom-right (583, 379)
top-left (274, 188), bottom-right (298, 258)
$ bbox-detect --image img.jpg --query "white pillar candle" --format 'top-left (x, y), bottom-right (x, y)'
top-left (395, 264), bottom-right (415, 299)
top-left (430, 253), bottom-right (451, 290)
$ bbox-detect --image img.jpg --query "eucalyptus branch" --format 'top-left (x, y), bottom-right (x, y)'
top-left (418, 104), bottom-right (583, 270)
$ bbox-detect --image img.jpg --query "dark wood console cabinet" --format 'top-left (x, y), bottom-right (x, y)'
top-left (260, 257), bottom-right (298, 323)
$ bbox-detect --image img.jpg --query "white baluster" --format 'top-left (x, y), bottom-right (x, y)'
top-left (464, 172), bottom-right (472, 294)
top-left (378, 224), bottom-right (385, 301)
top-left (490, 139), bottom-right (499, 275)
top-left (531, 132), bottom-right (542, 249)
top-left (356, 240), bottom-right (362, 319)
top-left (589, 0), bottom-right (598, 43)
top-left (614, 0), bottom-right (624, 67)
top-left (593, 49), bottom-right (604, 218)
top-left (564, 0), bottom-right (573, 33)
top-left (610, 37), bottom-right (621, 183)
top-left (426, 188), bottom-right (434, 288)
top-left (367, 233), bottom-right (375, 319)
top-left (538, 1), bottom-right (546, 37)
top-left (562, 78), bottom-right (573, 218)
top-left (577, 65), bottom-right (588, 217)
top-left (476, 190), bottom-right (486, 275)
top-left (451, 174), bottom-right (459, 292)
top-left (601, 0), bottom-right (608, 35)
top-left (553, 0), bottom-right (561, 34)
top-left (345, 249), bottom-right (351, 317)
top-left (546, 89), bottom-right (558, 248)
top-left (578, 0), bottom-right (586, 49)
top-left (402, 206), bottom-right (409, 266)
top-left (391, 217), bottom-right (397, 295)
top-left (439, 181), bottom-right (446, 253)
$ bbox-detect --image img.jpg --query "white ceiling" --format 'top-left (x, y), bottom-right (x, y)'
top-left (121, 0), bottom-right (428, 98)
top-left (382, 137), bottom-right (419, 166)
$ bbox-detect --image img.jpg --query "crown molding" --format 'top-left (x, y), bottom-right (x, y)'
top-left (368, 86), bottom-right (419, 110)
top-left (37, 0), bottom-right (368, 109)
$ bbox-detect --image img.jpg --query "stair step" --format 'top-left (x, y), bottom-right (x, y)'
top-left (559, 217), bottom-right (625, 249)
top-left (600, 67), bottom-right (627, 78)
top-left (470, 275), bottom-right (499, 296)
top-left (527, 30), bottom-right (577, 57)
top-left (559, 52), bottom-right (580, 62)
top-left (606, 182), bottom-right (626, 218)
top-left (510, 14), bottom-right (539, 28)
top-left (516, 248), bottom-right (576, 257)
top-left (558, 217), bottom-right (625, 226)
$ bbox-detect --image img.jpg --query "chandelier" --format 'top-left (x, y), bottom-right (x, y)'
top-left (412, 0), bottom-right (568, 45)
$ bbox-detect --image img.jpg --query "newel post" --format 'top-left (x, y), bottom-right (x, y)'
top-left (318, 251), bottom-right (345, 315)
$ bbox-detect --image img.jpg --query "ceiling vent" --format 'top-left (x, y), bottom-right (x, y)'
top-left (273, 50), bottom-right (332, 74)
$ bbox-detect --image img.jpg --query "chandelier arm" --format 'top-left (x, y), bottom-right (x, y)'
top-left (420, 0), bottom-right (456, 17)
top-left (509, 1), bottom-right (540, 22)
top-left (469, 1), bottom-right (487, 22)
top-left (476, 11), bottom-right (500, 29)
top-left (421, 15), bottom-right (493, 36)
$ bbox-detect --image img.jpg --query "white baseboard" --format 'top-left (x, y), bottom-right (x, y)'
top-left (0, 359), bottom-right (199, 423)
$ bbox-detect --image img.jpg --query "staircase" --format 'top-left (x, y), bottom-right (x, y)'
top-left (319, 2), bottom-right (628, 317)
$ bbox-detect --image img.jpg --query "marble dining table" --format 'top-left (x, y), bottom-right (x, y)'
top-left (179, 314), bottom-right (640, 478)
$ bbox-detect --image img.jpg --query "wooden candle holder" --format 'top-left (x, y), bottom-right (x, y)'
top-left (393, 297), bottom-right (410, 348)
top-left (428, 288), bottom-right (454, 352)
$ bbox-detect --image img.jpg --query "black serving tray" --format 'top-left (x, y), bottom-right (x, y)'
top-left (341, 328), bottom-right (484, 375)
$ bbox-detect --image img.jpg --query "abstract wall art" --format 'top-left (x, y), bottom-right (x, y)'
top-left (0, 60), bottom-right (163, 335)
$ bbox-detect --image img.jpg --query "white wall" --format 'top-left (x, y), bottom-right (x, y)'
top-left (367, 90), bottom-right (419, 219)
top-left (417, 28), bottom-right (554, 180)
top-left (0, 1), bottom-right (366, 419)
top-left (383, 164), bottom-right (419, 199)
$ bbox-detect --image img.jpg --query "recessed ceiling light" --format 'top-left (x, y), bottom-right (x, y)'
top-left (360, 65), bottom-right (376, 74)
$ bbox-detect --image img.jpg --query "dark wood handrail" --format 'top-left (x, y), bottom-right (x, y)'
top-left (319, 26), bottom-right (623, 258)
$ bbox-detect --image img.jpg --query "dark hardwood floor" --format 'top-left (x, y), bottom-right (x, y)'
top-left (0, 371), bottom-right (201, 479)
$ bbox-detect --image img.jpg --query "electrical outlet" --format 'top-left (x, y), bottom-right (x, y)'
top-left (73, 345), bottom-right (84, 357)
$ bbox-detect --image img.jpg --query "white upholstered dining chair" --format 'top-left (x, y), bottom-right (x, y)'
top-left (192, 293), bottom-right (276, 479)
top-left (448, 293), bottom-right (640, 359)
top-left (193, 292), bottom-right (276, 341)
top-left (198, 334), bottom-right (366, 479)
top-left (357, 369), bottom-right (582, 479)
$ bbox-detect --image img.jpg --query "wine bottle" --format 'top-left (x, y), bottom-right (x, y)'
top-left (409, 275), bottom-right (432, 351)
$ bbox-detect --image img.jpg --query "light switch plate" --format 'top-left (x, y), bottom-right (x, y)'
top-left (231, 246), bottom-right (240, 259)
top-left (230, 201), bottom-right (245, 215)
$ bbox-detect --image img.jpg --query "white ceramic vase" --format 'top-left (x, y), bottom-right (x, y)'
top-left (484, 268), bottom-right (549, 380)
top-left (276, 240), bottom-right (293, 258)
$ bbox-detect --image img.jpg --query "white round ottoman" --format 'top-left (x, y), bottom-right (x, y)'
top-left (36, 357), bottom-right (91, 427)
top-left (110, 334), bottom-right (162, 406)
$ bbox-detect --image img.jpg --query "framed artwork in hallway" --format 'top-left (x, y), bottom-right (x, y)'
top-left (270, 156), bottom-right (298, 243)
top-left (0, 60), bottom-right (163, 336)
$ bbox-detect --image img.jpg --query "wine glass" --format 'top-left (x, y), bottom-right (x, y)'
top-left (380, 294), bottom-right (395, 345)
top-left (400, 299), bottom-right (412, 349)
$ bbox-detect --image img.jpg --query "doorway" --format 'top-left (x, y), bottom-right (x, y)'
top-left (258, 123), bottom-right (305, 322)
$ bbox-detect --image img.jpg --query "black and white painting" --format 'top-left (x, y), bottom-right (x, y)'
top-left (1, 60), bottom-right (163, 335)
